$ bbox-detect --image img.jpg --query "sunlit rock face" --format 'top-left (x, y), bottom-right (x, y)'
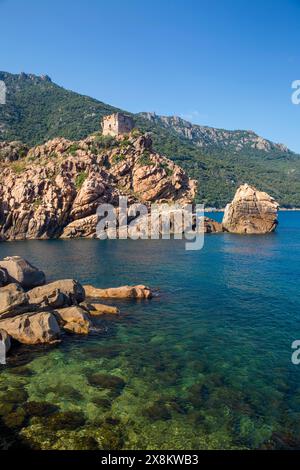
top-left (222, 184), bottom-right (279, 234)
top-left (0, 133), bottom-right (197, 241)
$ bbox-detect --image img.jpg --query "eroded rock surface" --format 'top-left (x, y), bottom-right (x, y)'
top-left (54, 306), bottom-right (91, 335)
top-left (0, 256), bottom-right (45, 288)
top-left (84, 284), bottom-right (152, 299)
top-left (0, 283), bottom-right (29, 319)
top-left (222, 184), bottom-right (279, 234)
top-left (0, 133), bottom-right (197, 240)
top-left (27, 280), bottom-right (85, 306)
top-left (0, 312), bottom-right (61, 345)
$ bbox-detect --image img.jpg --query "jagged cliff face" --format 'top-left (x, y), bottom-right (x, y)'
top-left (139, 113), bottom-right (290, 154)
top-left (0, 132), bottom-right (197, 240)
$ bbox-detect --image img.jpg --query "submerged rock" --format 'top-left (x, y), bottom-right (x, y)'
top-left (22, 401), bottom-right (59, 417)
top-left (0, 312), bottom-right (61, 345)
top-left (87, 373), bottom-right (126, 396)
top-left (222, 184), bottom-right (279, 234)
top-left (0, 256), bottom-right (45, 288)
top-left (46, 410), bottom-right (86, 431)
top-left (143, 401), bottom-right (172, 421)
top-left (84, 284), bottom-right (152, 299)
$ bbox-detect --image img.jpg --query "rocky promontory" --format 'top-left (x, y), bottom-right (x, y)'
top-left (0, 256), bottom-right (153, 353)
top-left (0, 132), bottom-right (197, 241)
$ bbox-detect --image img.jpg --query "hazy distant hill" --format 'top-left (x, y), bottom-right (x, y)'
top-left (1, 71), bottom-right (300, 207)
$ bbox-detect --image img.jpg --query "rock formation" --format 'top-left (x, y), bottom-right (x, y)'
top-left (84, 284), bottom-right (153, 299)
top-left (0, 283), bottom-right (29, 318)
top-left (0, 257), bottom-right (153, 351)
top-left (0, 132), bottom-right (197, 241)
top-left (0, 312), bottom-right (61, 345)
top-left (222, 184), bottom-right (279, 234)
top-left (0, 256), bottom-right (45, 288)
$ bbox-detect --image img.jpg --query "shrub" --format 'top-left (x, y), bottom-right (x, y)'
top-left (75, 171), bottom-right (88, 189)
top-left (68, 143), bottom-right (80, 156)
top-left (112, 154), bottom-right (126, 165)
top-left (160, 162), bottom-right (173, 177)
top-left (131, 127), bottom-right (141, 138)
top-left (119, 137), bottom-right (133, 149)
top-left (138, 151), bottom-right (152, 167)
top-left (93, 134), bottom-right (117, 149)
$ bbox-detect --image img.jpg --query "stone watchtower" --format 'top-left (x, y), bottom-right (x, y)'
top-left (102, 113), bottom-right (134, 137)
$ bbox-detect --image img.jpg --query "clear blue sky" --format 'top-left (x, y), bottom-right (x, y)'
top-left (1, 0), bottom-right (300, 151)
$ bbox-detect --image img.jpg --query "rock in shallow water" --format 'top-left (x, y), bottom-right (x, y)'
top-left (0, 312), bottom-right (61, 345)
top-left (84, 303), bottom-right (120, 316)
top-left (54, 306), bottom-right (91, 335)
top-left (84, 284), bottom-right (152, 299)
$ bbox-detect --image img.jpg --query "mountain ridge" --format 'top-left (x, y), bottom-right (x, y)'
top-left (138, 112), bottom-right (291, 154)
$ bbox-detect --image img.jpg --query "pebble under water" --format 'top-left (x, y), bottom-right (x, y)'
top-left (1, 212), bottom-right (300, 450)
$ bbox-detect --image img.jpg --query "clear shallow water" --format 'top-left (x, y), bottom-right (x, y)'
top-left (0, 212), bottom-right (300, 450)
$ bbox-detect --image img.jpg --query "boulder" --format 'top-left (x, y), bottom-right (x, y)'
top-left (27, 288), bottom-right (66, 309)
top-left (0, 283), bottom-right (29, 319)
top-left (53, 306), bottom-right (91, 335)
top-left (84, 284), bottom-right (152, 299)
top-left (0, 312), bottom-right (61, 345)
top-left (0, 329), bottom-right (11, 357)
top-left (222, 184), bottom-right (279, 234)
top-left (203, 217), bottom-right (223, 233)
top-left (0, 268), bottom-right (8, 287)
top-left (27, 280), bottom-right (85, 306)
top-left (0, 256), bottom-right (45, 288)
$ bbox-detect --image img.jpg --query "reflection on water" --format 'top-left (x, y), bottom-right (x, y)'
top-left (0, 212), bottom-right (300, 449)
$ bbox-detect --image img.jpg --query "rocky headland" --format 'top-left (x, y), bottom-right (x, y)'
top-left (0, 132), bottom-right (197, 240)
top-left (0, 126), bottom-right (281, 241)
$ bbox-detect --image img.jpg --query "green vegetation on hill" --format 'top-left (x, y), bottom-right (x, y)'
top-left (1, 71), bottom-right (300, 207)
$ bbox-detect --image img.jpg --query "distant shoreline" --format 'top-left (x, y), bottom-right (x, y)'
top-left (205, 208), bottom-right (300, 212)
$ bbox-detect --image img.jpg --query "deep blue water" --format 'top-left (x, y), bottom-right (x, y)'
top-left (0, 212), bottom-right (300, 450)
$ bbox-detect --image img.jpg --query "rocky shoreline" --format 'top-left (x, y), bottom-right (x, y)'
top-left (0, 127), bottom-right (280, 240)
top-left (0, 256), bottom-right (153, 357)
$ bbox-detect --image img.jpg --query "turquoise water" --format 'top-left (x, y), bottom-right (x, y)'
top-left (0, 212), bottom-right (300, 450)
